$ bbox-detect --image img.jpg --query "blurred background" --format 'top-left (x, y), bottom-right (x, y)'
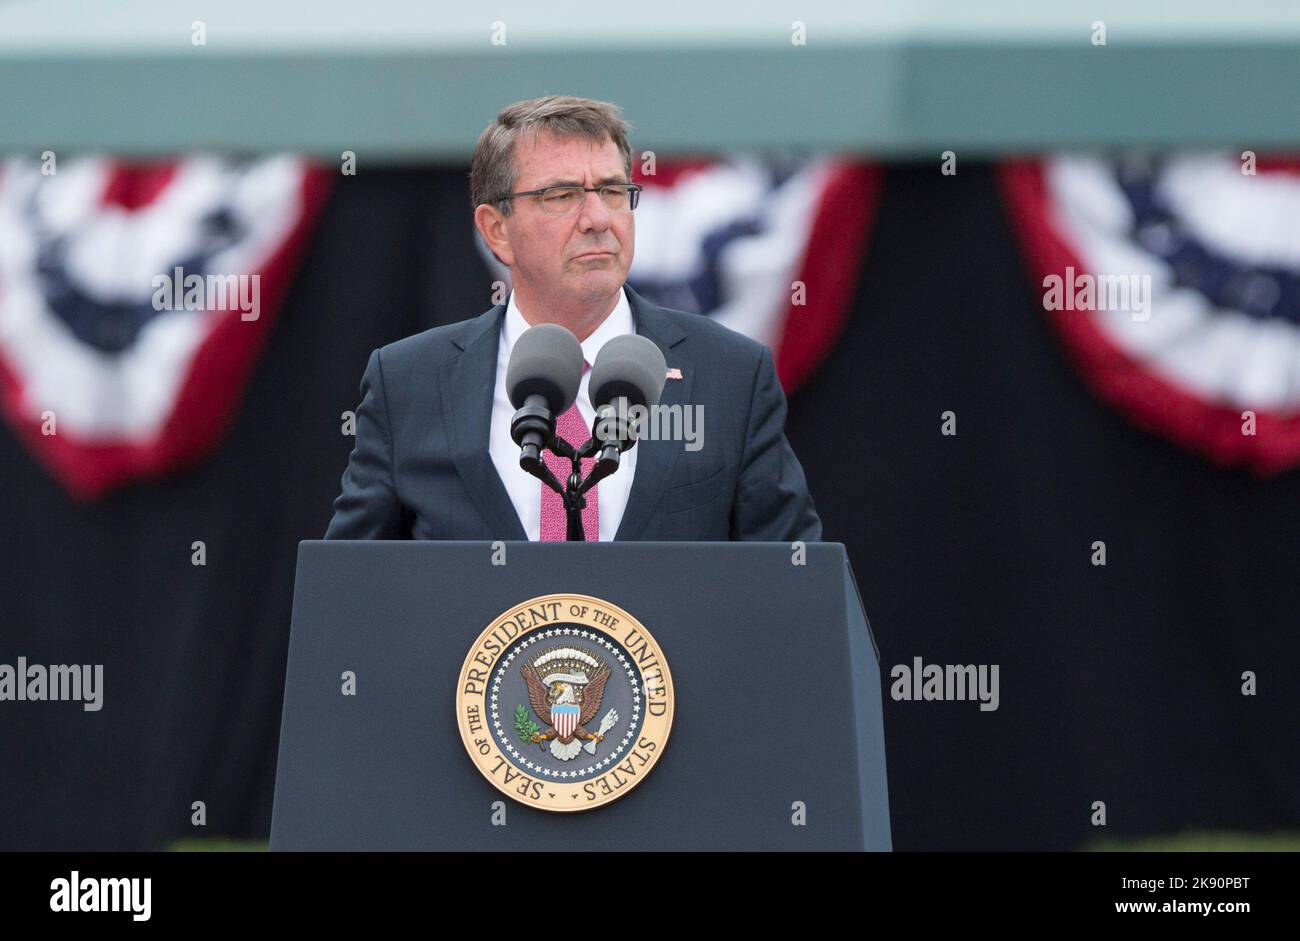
top-left (1, 0), bottom-right (1297, 851)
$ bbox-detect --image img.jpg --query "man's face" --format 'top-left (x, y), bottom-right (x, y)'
top-left (482, 130), bottom-right (634, 304)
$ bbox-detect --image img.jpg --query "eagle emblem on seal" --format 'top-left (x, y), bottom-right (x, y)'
top-left (516, 646), bottom-right (620, 761)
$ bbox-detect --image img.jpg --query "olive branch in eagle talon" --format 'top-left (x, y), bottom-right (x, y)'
top-left (513, 705), bottom-right (540, 743)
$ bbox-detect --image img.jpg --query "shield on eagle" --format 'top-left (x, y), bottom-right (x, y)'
top-left (552, 702), bottom-right (579, 740)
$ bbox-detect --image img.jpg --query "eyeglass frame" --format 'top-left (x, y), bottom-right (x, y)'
top-left (494, 182), bottom-right (643, 214)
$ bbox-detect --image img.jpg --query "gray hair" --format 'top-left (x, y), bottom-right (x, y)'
top-left (469, 95), bottom-right (634, 216)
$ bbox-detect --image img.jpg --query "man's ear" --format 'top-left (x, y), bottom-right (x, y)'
top-left (474, 203), bottom-right (515, 268)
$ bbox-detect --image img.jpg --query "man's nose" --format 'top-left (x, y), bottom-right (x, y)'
top-left (577, 189), bottom-right (612, 229)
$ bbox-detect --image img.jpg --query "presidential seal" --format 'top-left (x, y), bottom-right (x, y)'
top-left (456, 593), bottom-right (674, 812)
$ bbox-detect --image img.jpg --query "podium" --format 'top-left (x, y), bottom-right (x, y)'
top-left (270, 541), bottom-right (891, 850)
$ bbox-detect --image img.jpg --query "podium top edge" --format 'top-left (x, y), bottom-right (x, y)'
top-left (298, 539), bottom-right (846, 551)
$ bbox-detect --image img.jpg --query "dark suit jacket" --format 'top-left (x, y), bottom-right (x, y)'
top-left (324, 284), bottom-right (822, 542)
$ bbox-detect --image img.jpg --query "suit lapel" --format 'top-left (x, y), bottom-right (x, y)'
top-left (614, 285), bottom-right (692, 542)
top-left (439, 304), bottom-right (529, 541)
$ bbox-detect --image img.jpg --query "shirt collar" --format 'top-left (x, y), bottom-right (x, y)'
top-left (502, 286), bottom-right (634, 368)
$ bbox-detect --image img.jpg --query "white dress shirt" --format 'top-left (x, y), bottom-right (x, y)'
top-left (488, 287), bottom-right (638, 541)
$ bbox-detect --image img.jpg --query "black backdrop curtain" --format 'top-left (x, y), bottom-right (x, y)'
top-left (3, 164), bottom-right (1296, 850)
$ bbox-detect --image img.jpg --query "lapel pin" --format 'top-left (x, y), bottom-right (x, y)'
top-left (665, 367), bottom-right (683, 380)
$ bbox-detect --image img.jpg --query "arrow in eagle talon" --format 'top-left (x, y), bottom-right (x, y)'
top-left (584, 709), bottom-right (619, 754)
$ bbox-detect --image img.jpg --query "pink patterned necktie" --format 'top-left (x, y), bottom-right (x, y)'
top-left (540, 360), bottom-right (598, 541)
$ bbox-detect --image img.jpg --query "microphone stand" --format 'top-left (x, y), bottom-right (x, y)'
top-left (525, 435), bottom-right (623, 541)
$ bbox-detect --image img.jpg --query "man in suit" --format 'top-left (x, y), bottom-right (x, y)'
top-left (325, 95), bottom-right (821, 543)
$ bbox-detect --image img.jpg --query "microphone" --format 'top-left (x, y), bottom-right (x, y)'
top-left (507, 323), bottom-right (584, 472)
top-left (588, 335), bottom-right (668, 470)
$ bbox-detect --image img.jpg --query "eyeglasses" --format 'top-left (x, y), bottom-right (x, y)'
top-left (496, 183), bottom-right (642, 215)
